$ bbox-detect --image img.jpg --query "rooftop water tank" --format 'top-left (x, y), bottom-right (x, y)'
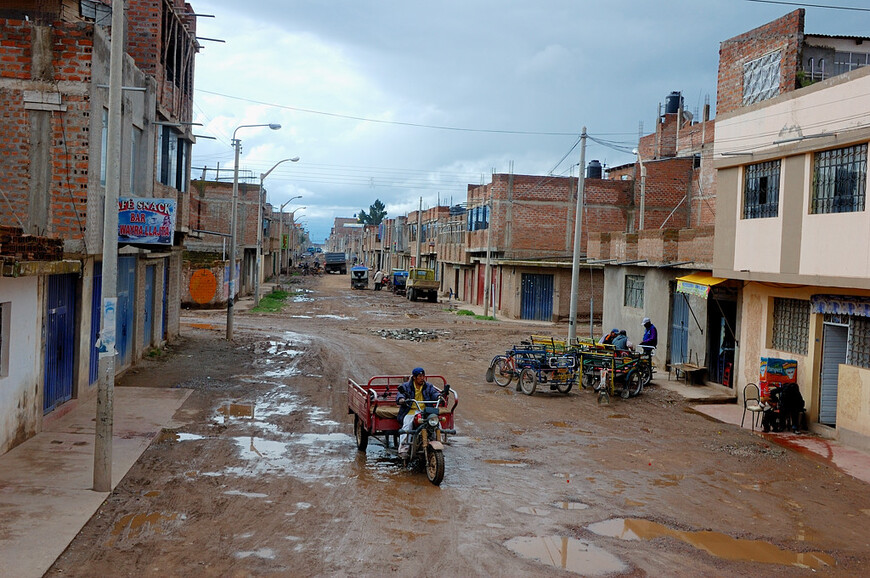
top-left (586, 160), bottom-right (602, 179)
top-left (665, 91), bottom-right (683, 115)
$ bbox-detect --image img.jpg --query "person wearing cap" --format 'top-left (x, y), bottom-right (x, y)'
top-left (396, 367), bottom-right (444, 458)
top-left (599, 328), bottom-right (619, 345)
top-left (640, 317), bottom-right (658, 352)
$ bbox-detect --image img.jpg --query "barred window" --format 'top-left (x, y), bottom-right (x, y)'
top-left (624, 275), bottom-right (644, 309)
top-left (743, 51), bottom-right (781, 105)
top-left (812, 143), bottom-right (867, 214)
top-left (743, 160), bottom-right (781, 218)
top-left (847, 316), bottom-right (870, 368)
top-left (772, 298), bottom-right (810, 355)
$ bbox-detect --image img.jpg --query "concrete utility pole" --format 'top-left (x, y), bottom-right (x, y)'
top-left (254, 166), bottom-right (298, 306)
top-left (483, 193), bottom-right (494, 317)
top-left (94, 0), bottom-right (125, 492)
top-left (567, 127), bottom-right (587, 344)
top-left (227, 123), bottom-right (280, 340)
top-left (415, 197), bottom-right (422, 267)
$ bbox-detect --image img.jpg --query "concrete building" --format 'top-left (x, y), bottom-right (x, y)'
top-left (0, 1), bottom-right (198, 454)
top-left (714, 10), bottom-right (870, 450)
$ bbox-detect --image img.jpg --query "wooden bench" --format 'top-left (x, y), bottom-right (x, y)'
top-left (670, 363), bottom-right (707, 385)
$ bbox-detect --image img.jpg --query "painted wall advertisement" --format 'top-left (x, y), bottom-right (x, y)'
top-left (118, 197), bottom-right (176, 245)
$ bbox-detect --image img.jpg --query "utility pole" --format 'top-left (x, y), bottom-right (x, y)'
top-left (568, 127), bottom-right (587, 344)
top-left (415, 197), bottom-right (422, 267)
top-left (94, 0), bottom-right (125, 492)
top-left (483, 193), bottom-right (493, 317)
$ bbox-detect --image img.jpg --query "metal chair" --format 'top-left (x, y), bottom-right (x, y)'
top-left (742, 383), bottom-right (764, 431)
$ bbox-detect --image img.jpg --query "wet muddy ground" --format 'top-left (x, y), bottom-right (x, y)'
top-left (48, 273), bottom-right (870, 577)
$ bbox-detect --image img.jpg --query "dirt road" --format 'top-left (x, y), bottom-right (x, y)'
top-left (48, 273), bottom-right (869, 576)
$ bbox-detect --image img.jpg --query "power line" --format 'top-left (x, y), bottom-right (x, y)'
top-left (744, 0), bottom-right (870, 12)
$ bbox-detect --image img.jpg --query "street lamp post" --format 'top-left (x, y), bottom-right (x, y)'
top-left (228, 123), bottom-right (281, 341)
top-left (277, 200), bottom-right (303, 285)
top-left (255, 159), bottom-right (299, 307)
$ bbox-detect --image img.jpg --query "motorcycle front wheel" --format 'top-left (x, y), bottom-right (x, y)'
top-left (426, 449), bottom-right (445, 485)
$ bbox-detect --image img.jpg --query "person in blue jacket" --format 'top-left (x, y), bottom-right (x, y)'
top-left (640, 317), bottom-right (658, 353)
top-left (396, 367), bottom-right (444, 458)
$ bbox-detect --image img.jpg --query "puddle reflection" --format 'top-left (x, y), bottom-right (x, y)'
top-left (504, 536), bottom-right (626, 575)
top-left (587, 518), bottom-right (835, 569)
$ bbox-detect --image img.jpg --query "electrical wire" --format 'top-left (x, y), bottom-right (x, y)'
top-left (744, 0), bottom-right (870, 12)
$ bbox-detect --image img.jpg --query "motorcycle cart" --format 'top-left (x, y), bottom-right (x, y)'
top-left (390, 269), bottom-right (408, 296)
top-left (350, 265), bottom-right (369, 289)
top-left (347, 375), bottom-right (458, 485)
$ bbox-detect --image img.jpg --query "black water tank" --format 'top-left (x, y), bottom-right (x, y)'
top-left (665, 91), bottom-right (682, 114)
top-left (586, 160), bottom-right (602, 179)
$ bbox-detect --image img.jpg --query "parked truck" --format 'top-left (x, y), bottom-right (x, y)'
top-left (406, 267), bottom-right (439, 302)
top-left (324, 252), bottom-right (348, 275)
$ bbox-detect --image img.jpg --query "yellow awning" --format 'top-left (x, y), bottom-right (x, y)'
top-left (675, 272), bottom-right (727, 298)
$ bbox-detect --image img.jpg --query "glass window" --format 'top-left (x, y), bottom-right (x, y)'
top-left (743, 160), bottom-right (780, 219)
top-left (743, 51), bottom-right (781, 105)
top-left (848, 316), bottom-right (870, 369)
top-left (812, 143), bottom-right (867, 214)
top-left (772, 298), bottom-right (809, 355)
top-left (624, 275), bottom-right (644, 309)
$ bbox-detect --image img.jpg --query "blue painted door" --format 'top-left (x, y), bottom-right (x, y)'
top-left (44, 274), bottom-right (76, 413)
top-left (520, 273), bottom-right (554, 321)
top-left (143, 265), bottom-right (155, 348)
top-left (89, 262), bottom-right (102, 385)
top-left (670, 293), bottom-right (690, 366)
top-left (116, 256), bottom-right (136, 368)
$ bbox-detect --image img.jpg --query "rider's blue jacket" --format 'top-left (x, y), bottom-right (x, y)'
top-left (396, 380), bottom-right (442, 422)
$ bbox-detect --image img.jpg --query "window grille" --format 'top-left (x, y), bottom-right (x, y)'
top-left (772, 298), bottom-right (809, 355)
top-left (812, 143), bottom-right (867, 214)
top-left (624, 275), bottom-right (644, 309)
top-left (743, 51), bottom-right (782, 105)
top-left (743, 160), bottom-right (780, 218)
top-left (833, 51), bottom-right (870, 76)
top-left (848, 316), bottom-right (870, 369)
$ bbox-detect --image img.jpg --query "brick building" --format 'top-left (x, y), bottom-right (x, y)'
top-left (0, 0), bottom-right (198, 454)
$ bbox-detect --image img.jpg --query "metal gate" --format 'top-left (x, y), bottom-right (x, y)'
top-left (520, 273), bottom-right (553, 321)
top-left (143, 264), bottom-right (155, 348)
top-left (89, 262), bottom-right (102, 385)
top-left (819, 323), bottom-right (847, 426)
top-left (44, 274), bottom-right (76, 413)
top-left (116, 256), bottom-right (136, 369)
top-left (670, 293), bottom-right (689, 366)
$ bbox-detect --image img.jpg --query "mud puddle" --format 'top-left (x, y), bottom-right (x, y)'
top-left (504, 536), bottom-right (626, 575)
top-left (587, 518), bottom-right (835, 569)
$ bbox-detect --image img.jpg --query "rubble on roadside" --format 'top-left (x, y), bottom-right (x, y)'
top-left (371, 328), bottom-right (449, 341)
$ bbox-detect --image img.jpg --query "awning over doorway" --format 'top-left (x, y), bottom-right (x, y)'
top-left (675, 272), bottom-right (727, 299)
top-left (811, 294), bottom-right (870, 318)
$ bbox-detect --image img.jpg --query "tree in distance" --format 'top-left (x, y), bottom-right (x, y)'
top-left (357, 199), bottom-right (387, 225)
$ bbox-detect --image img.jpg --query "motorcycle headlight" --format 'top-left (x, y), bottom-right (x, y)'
top-left (427, 414), bottom-right (440, 427)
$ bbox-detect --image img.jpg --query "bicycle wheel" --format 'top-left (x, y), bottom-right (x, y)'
top-left (623, 370), bottom-right (642, 398)
top-left (638, 361), bottom-right (652, 388)
top-left (493, 357), bottom-right (513, 387)
top-left (519, 368), bottom-right (537, 395)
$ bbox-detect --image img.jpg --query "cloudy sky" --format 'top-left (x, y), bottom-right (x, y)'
top-left (189, 0), bottom-right (868, 243)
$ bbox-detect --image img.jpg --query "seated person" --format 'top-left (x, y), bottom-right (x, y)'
top-left (395, 367), bottom-right (444, 458)
top-left (611, 330), bottom-right (633, 351)
top-left (599, 328), bottom-right (619, 345)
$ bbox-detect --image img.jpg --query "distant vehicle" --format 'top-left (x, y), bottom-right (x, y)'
top-left (406, 267), bottom-right (439, 302)
top-left (350, 266), bottom-right (369, 289)
top-left (324, 252), bottom-right (347, 275)
top-left (391, 269), bottom-right (408, 296)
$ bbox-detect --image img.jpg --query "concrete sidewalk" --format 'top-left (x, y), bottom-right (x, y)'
top-left (0, 386), bottom-right (191, 578)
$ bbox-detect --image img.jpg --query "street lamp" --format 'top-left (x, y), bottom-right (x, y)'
top-left (228, 122), bottom-right (281, 341)
top-left (277, 199), bottom-right (303, 285)
top-left (255, 159), bottom-right (299, 307)
top-left (632, 148), bottom-right (646, 231)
